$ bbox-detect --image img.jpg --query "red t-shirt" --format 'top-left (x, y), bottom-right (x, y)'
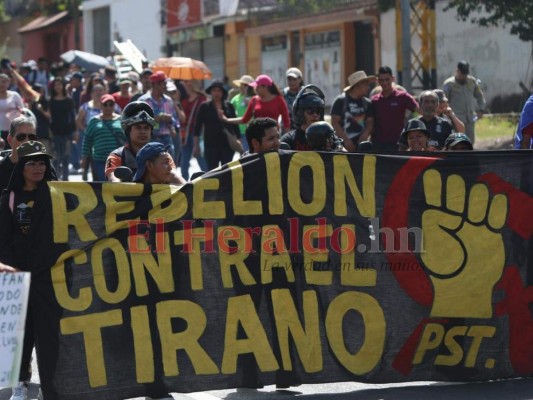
top-left (242, 95), bottom-right (291, 130)
top-left (371, 89), bottom-right (419, 144)
top-left (112, 92), bottom-right (131, 111)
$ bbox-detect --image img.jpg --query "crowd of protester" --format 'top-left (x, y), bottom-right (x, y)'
top-left (1, 57), bottom-right (530, 188)
top-left (0, 54), bottom-right (530, 400)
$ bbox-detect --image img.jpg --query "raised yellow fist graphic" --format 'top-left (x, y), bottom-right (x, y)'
top-left (421, 170), bottom-right (508, 318)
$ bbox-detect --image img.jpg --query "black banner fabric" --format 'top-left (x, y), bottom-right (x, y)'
top-left (30, 151), bottom-right (533, 400)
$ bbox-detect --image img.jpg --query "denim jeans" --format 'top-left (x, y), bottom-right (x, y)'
top-left (92, 160), bottom-right (107, 181)
top-left (150, 134), bottom-right (175, 159)
top-left (180, 134), bottom-right (207, 181)
top-left (52, 135), bottom-right (72, 181)
top-left (70, 132), bottom-right (82, 170)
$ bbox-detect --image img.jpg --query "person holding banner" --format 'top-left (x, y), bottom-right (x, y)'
top-left (399, 119), bottom-right (431, 151)
top-left (305, 121), bottom-right (345, 152)
top-left (132, 142), bottom-right (175, 184)
top-left (244, 117), bottom-right (281, 155)
top-left (105, 101), bottom-right (185, 184)
top-left (0, 140), bottom-right (55, 400)
top-left (0, 261), bottom-right (16, 272)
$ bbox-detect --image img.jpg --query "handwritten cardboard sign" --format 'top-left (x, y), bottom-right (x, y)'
top-left (0, 272), bottom-right (30, 388)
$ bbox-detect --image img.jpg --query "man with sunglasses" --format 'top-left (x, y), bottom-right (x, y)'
top-left (0, 116), bottom-right (44, 193)
top-left (280, 85), bottom-right (326, 150)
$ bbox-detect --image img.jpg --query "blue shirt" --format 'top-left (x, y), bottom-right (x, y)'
top-left (515, 95), bottom-right (533, 149)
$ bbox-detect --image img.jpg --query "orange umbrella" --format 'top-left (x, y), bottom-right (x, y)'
top-left (152, 57), bottom-right (212, 80)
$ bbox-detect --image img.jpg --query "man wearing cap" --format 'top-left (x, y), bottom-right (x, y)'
top-left (139, 71), bottom-right (180, 160)
top-left (442, 61), bottom-right (486, 145)
top-left (67, 71), bottom-right (84, 110)
top-left (104, 65), bottom-right (120, 94)
top-left (331, 71), bottom-right (375, 152)
top-left (371, 66), bottom-right (419, 152)
top-left (26, 57), bottom-right (51, 96)
top-left (112, 77), bottom-right (132, 110)
top-left (131, 69), bottom-right (152, 102)
top-left (106, 101), bottom-right (185, 184)
top-left (445, 132), bottom-right (473, 151)
top-left (133, 142), bottom-right (175, 184)
top-left (230, 75), bottom-right (255, 152)
top-left (283, 67), bottom-right (304, 129)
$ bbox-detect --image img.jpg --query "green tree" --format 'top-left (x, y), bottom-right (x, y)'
top-left (445, 1), bottom-right (533, 43)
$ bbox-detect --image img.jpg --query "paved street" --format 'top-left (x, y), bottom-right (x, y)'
top-left (1, 366), bottom-right (532, 400)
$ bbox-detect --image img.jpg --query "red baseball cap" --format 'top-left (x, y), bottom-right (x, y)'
top-left (100, 94), bottom-right (115, 103)
top-left (249, 74), bottom-right (273, 88)
top-left (149, 71), bottom-right (167, 83)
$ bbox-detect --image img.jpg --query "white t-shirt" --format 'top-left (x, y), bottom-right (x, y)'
top-left (0, 90), bottom-right (24, 131)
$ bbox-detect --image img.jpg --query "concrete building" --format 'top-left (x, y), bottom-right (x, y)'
top-left (82, 0), bottom-right (166, 63)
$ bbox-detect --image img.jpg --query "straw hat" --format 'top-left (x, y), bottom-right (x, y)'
top-left (344, 71), bottom-right (376, 92)
top-left (232, 74), bottom-right (254, 87)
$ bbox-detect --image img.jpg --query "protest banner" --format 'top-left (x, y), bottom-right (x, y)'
top-left (23, 151), bottom-right (532, 400)
top-left (0, 272), bottom-right (30, 388)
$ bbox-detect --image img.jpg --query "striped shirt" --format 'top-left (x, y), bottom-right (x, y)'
top-left (82, 116), bottom-right (125, 162)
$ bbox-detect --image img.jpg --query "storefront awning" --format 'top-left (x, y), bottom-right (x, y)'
top-left (18, 11), bottom-right (69, 33)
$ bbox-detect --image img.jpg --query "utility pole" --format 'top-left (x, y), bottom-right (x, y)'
top-left (396, 0), bottom-right (436, 92)
top-left (399, 0), bottom-right (412, 93)
top-left (71, 0), bottom-right (80, 50)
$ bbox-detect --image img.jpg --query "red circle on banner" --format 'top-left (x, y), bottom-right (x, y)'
top-left (381, 157), bottom-right (439, 307)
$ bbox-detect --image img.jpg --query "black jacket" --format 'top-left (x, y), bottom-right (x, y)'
top-left (0, 156), bottom-right (56, 271)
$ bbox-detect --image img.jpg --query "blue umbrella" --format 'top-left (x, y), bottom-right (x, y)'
top-left (60, 50), bottom-right (110, 72)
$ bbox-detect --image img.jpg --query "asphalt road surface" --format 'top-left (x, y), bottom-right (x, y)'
top-left (1, 361), bottom-right (532, 400)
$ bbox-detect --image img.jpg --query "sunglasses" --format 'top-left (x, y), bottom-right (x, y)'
top-left (102, 102), bottom-right (115, 107)
top-left (304, 108), bottom-right (322, 115)
top-left (15, 133), bottom-right (38, 141)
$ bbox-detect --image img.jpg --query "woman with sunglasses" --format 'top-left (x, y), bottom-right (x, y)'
top-left (81, 94), bottom-right (124, 181)
top-left (0, 140), bottom-right (56, 400)
top-left (221, 74), bottom-right (291, 133)
top-left (49, 77), bottom-right (76, 181)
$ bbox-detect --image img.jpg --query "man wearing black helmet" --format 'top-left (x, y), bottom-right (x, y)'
top-left (280, 85), bottom-right (325, 150)
top-left (305, 121), bottom-right (345, 152)
top-left (105, 101), bottom-right (185, 184)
